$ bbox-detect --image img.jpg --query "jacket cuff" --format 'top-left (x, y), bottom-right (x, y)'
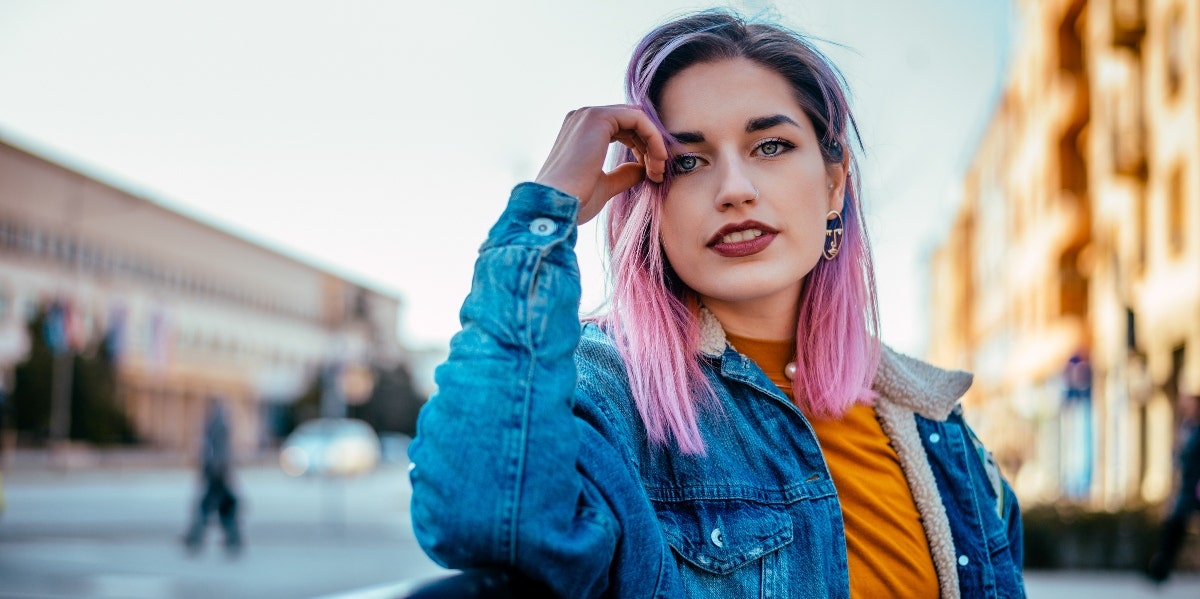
top-left (481, 183), bottom-right (580, 251)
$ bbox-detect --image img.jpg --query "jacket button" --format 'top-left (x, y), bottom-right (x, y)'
top-left (710, 528), bottom-right (724, 548)
top-left (958, 555), bottom-right (969, 566)
top-left (929, 433), bottom-right (941, 444)
top-left (529, 218), bottom-right (557, 236)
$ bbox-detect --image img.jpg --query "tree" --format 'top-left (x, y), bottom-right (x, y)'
top-left (349, 363), bottom-right (425, 437)
top-left (11, 304), bottom-right (136, 445)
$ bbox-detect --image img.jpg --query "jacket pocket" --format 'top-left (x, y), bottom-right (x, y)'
top-left (656, 499), bottom-right (792, 596)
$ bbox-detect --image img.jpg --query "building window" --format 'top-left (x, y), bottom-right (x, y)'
top-left (1112, 0), bottom-right (1146, 48)
top-left (1060, 246), bottom-right (1089, 317)
top-left (1166, 11), bottom-right (1184, 99)
top-left (1058, 1), bottom-right (1085, 73)
top-left (1169, 165), bottom-right (1185, 255)
top-left (1060, 125), bottom-right (1088, 199)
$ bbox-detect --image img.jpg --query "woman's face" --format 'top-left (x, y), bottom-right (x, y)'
top-left (658, 58), bottom-right (845, 322)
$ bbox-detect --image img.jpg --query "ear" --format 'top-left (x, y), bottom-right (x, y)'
top-left (824, 156), bottom-right (848, 213)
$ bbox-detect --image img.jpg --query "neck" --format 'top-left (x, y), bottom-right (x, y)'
top-left (701, 290), bottom-right (800, 341)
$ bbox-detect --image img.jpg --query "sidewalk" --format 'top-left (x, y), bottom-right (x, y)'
top-left (1025, 570), bottom-right (1200, 598)
top-left (1, 445), bottom-right (279, 472)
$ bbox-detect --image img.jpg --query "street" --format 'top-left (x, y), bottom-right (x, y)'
top-left (0, 460), bottom-right (446, 599)
top-left (1, 460), bottom-right (1199, 598)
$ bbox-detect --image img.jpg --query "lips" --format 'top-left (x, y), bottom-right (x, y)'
top-left (707, 220), bottom-right (779, 258)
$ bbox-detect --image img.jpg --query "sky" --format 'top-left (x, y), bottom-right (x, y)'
top-left (0, 0), bottom-right (1014, 355)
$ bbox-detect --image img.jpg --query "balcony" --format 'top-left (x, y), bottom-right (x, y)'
top-left (1111, 0), bottom-right (1146, 50)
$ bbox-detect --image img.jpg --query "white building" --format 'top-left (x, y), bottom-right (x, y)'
top-left (0, 137), bottom-right (408, 455)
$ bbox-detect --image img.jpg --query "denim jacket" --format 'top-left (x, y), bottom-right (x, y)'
top-left (409, 183), bottom-right (1025, 598)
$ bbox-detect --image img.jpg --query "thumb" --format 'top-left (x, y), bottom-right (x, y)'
top-left (601, 162), bottom-right (648, 198)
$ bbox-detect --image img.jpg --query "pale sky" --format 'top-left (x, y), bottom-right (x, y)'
top-left (0, 0), bottom-right (1013, 356)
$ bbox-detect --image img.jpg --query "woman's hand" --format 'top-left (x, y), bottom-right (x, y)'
top-left (535, 105), bottom-right (667, 225)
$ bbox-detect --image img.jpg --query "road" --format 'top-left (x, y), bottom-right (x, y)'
top-left (0, 461), bottom-right (446, 599)
top-left (2, 459), bottom-right (1199, 598)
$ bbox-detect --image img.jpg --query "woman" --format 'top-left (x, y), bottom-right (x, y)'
top-left (409, 10), bottom-right (1024, 598)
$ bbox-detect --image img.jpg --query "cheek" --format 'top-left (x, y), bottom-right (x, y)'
top-left (659, 197), bottom-right (699, 252)
top-left (787, 194), bottom-right (833, 256)
top-left (658, 217), bottom-right (690, 273)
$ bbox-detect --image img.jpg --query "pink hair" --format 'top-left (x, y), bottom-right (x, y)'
top-left (596, 10), bottom-right (880, 454)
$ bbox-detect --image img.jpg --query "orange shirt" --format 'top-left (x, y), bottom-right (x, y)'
top-left (727, 333), bottom-right (940, 598)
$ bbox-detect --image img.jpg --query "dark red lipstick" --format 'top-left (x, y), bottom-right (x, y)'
top-left (707, 220), bottom-right (778, 258)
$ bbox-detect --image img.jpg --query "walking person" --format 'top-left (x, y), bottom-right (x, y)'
top-left (409, 10), bottom-right (1024, 597)
top-left (1147, 392), bottom-right (1200, 583)
top-left (183, 398), bottom-right (243, 556)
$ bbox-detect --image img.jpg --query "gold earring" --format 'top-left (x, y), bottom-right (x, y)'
top-left (823, 210), bottom-right (844, 261)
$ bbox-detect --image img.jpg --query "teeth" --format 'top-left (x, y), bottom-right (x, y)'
top-left (720, 229), bottom-right (764, 244)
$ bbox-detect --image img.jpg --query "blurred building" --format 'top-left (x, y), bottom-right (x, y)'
top-left (931, 0), bottom-right (1199, 508)
top-left (0, 137), bottom-right (409, 455)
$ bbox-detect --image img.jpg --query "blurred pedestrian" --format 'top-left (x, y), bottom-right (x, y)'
top-left (1147, 392), bottom-right (1200, 583)
top-left (183, 398), bottom-right (243, 556)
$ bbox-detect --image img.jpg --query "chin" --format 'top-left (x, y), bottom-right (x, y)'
top-left (689, 274), bottom-right (806, 305)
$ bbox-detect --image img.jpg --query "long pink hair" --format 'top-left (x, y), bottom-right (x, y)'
top-left (597, 10), bottom-right (880, 454)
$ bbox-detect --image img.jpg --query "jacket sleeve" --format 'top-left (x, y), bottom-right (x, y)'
top-left (407, 183), bottom-right (620, 598)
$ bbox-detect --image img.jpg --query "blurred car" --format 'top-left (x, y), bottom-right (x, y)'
top-left (279, 418), bottom-right (381, 477)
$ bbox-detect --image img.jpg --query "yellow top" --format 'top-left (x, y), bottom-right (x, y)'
top-left (726, 333), bottom-right (940, 598)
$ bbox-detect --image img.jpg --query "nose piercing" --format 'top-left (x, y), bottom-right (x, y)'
top-left (752, 187), bottom-right (760, 201)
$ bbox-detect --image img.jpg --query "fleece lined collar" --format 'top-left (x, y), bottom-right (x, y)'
top-left (697, 308), bottom-right (972, 421)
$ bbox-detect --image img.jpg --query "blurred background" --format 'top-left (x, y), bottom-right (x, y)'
top-left (0, 0), bottom-right (1197, 597)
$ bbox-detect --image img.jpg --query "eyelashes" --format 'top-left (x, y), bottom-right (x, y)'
top-left (757, 137), bottom-right (795, 156)
top-left (668, 138), bottom-right (797, 175)
top-left (672, 154), bottom-right (701, 173)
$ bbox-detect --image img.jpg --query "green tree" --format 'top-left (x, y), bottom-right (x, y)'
top-left (12, 309), bottom-right (53, 440)
top-left (11, 305), bottom-right (136, 445)
top-left (349, 363), bottom-right (425, 437)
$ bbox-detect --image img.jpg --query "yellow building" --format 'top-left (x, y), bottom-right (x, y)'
top-left (931, 0), bottom-right (1199, 508)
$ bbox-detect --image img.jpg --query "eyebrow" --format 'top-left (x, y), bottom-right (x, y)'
top-left (670, 131), bottom-right (705, 144)
top-left (746, 114), bottom-right (800, 133)
top-left (669, 114), bottom-right (802, 145)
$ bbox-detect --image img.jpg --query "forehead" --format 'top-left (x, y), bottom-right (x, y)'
top-left (657, 57), bottom-right (808, 131)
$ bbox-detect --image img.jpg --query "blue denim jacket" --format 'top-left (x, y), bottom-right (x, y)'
top-left (409, 183), bottom-right (1025, 598)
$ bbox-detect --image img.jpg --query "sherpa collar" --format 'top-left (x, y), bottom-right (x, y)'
top-left (697, 308), bottom-right (971, 421)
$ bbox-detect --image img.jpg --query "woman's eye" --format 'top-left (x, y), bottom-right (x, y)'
top-left (756, 139), bottom-right (793, 157)
top-left (673, 155), bottom-right (699, 173)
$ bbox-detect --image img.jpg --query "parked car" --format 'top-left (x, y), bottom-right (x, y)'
top-left (279, 418), bottom-right (380, 477)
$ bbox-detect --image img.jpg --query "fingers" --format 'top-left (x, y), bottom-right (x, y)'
top-left (603, 161), bottom-right (648, 197)
top-left (608, 107), bottom-right (667, 183)
top-left (536, 104), bottom-right (667, 218)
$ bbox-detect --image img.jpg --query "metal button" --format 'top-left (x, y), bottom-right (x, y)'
top-left (929, 433), bottom-right (941, 444)
top-left (958, 555), bottom-right (969, 566)
top-left (710, 528), bottom-right (724, 548)
top-left (529, 218), bottom-right (557, 236)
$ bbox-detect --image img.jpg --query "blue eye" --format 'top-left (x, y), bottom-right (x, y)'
top-left (673, 155), bottom-right (699, 173)
top-left (756, 138), bottom-right (794, 157)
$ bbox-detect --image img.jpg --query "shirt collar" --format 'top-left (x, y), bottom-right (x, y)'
top-left (697, 307), bottom-right (971, 420)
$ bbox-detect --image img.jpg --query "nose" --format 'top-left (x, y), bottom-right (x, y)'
top-left (713, 160), bottom-right (757, 211)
